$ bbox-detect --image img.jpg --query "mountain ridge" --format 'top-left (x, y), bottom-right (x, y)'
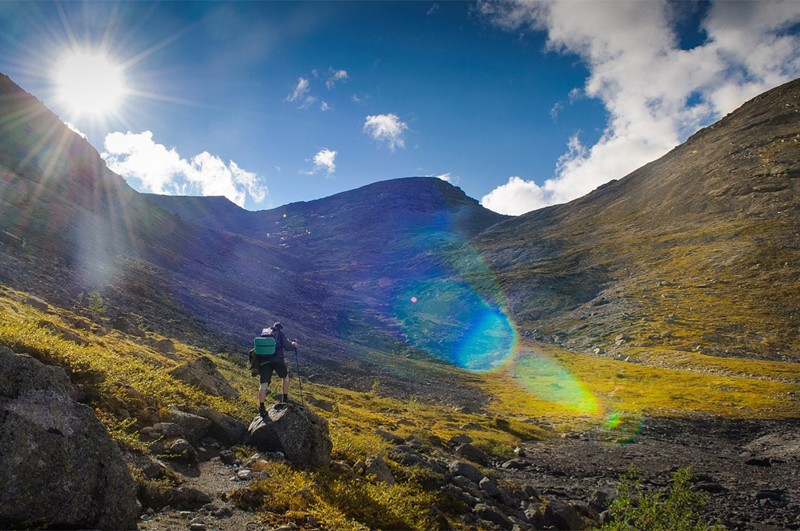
top-left (1, 71), bottom-right (799, 384)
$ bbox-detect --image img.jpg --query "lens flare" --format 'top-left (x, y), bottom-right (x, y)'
top-left (394, 275), bottom-right (517, 371)
top-left (510, 351), bottom-right (601, 415)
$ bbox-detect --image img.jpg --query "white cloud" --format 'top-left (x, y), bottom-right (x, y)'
top-left (481, 176), bottom-right (548, 216)
top-left (286, 76), bottom-right (316, 108)
top-left (320, 101), bottom-right (330, 111)
top-left (479, 0), bottom-right (800, 214)
top-left (363, 113), bottom-right (409, 151)
top-left (64, 121), bottom-right (87, 139)
top-left (307, 148), bottom-right (337, 176)
top-left (325, 68), bottom-right (349, 89)
top-left (101, 130), bottom-right (267, 207)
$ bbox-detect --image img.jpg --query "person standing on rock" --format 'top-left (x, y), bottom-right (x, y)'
top-left (255, 322), bottom-right (297, 416)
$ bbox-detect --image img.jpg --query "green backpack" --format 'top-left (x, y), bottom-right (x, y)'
top-left (254, 335), bottom-right (277, 355)
top-left (249, 332), bottom-right (278, 376)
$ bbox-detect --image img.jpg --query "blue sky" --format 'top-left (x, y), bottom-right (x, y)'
top-left (2, 1), bottom-right (800, 214)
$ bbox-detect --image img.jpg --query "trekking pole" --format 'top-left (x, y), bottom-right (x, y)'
top-left (294, 347), bottom-right (305, 406)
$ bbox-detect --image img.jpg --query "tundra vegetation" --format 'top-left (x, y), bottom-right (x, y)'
top-left (0, 283), bottom-right (796, 529)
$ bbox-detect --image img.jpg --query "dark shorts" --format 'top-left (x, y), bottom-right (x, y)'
top-left (258, 359), bottom-right (288, 384)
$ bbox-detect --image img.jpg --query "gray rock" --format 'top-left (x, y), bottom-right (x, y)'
top-left (169, 356), bottom-right (239, 399)
top-left (479, 476), bottom-right (502, 499)
top-left (364, 455), bottom-right (396, 485)
top-left (450, 434), bottom-right (473, 446)
top-left (0, 347), bottom-right (139, 529)
top-left (167, 407), bottom-right (212, 444)
top-left (543, 499), bottom-right (582, 530)
top-left (448, 460), bottom-right (485, 484)
top-left (452, 475), bottom-right (483, 498)
top-left (501, 458), bottom-right (531, 469)
top-left (219, 449), bottom-right (238, 465)
top-left (188, 406), bottom-right (248, 446)
top-left (375, 427), bottom-right (405, 444)
top-left (246, 402), bottom-right (332, 466)
top-left (154, 338), bottom-right (176, 354)
top-left (455, 443), bottom-right (490, 466)
top-left (390, 445), bottom-right (447, 474)
top-left (166, 438), bottom-right (198, 461)
top-left (474, 503), bottom-right (513, 530)
top-left (442, 483), bottom-right (479, 507)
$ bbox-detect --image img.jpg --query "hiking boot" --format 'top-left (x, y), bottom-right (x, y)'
top-left (258, 403), bottom-right (267, 417)
top-left (281, 394), bottom-right (289, 403)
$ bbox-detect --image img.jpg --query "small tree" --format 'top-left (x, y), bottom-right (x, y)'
top-left (87, 290), bottom-right (107, 319)
top-left (602, 465), bottom-right (717, 531)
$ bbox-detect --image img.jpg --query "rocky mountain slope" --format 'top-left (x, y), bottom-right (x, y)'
top-left (0, 72), bottom-right (509, 400)
top-left (473, 78), bottom-right (800, 362)
top-left (1, 71), bottom-right (799, 386)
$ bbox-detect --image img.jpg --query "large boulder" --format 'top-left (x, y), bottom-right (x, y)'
top-left (0, 347), bottom-right (139, 529)
top-left (187, 406), bottom-right (248, 446)
top-left (168, 355), bottom-right (239, 399)
top-left (166, 406), bottom-right (212, 444)
top-left (246, 402), bottom-right (332, 466)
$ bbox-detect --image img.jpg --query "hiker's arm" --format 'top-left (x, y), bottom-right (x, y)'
top-left (282, 332), bottom-right (297, 351)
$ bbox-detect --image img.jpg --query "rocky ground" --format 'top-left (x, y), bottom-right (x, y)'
top-left (505, 416), bottom-right (800, 530)
top-left (131, 414), bottom-right (800, 530)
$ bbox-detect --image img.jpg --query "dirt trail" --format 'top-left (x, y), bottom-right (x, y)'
top-left (138, 458), bottom-right (271, 531)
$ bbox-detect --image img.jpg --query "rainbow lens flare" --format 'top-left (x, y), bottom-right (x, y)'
top-left (509, 350), bottom-right (601, 415)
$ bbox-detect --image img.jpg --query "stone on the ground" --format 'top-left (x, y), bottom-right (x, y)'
top-left (454, 442), bottom-right (490, 466)
top-left (246, 402), bottom-right (332, 466)
top-left (167, 406), bottom-right (212, 444)
top-left (474, 503), bottom-right (513, 530)
top-left (169, 356), bottom-right (239, 399)
top-left (449, 460), bottom-right (485, 484)
top-left (543, 499), bottom-right (582, 530)
top-left (188, 406), bottom-right (248, 446)
top-left (0, 347), bottom-right (139, 529)
top-left (364, 455), bottom-right (396, 485)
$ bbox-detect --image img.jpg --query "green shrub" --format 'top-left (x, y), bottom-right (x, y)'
top-left (602, 466), bottom-right (718, 531)
top-left (87, 290), bottom-right (106, 318)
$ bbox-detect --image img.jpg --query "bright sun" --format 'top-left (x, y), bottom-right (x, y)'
top-left (55, 51), bottom-right (126, 117)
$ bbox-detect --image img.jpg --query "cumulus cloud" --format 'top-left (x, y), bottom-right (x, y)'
top-left (363, 113), bottom-right (408, 151)
top-left (102, 130), bottom-right (266, 207)
top-left (481, 176), bottom-right (548, 216)
top-left (306, 148), bottom-right (337, 176)
top-left (479, 0), bottom-right (800, 214)
top-left (325, 68), bottom-right (349, 89)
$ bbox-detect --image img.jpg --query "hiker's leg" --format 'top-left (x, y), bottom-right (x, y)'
top-left (276, 362), bottom-right (289, 402)
top-left (259, 364), bottom-right (273, 404)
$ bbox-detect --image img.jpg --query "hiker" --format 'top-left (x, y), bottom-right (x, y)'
top-left (255, 322), bottom-right (297, 416)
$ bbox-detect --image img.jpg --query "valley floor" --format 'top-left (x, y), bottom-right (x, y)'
top-left (504, 416), bottom-right (800, 530)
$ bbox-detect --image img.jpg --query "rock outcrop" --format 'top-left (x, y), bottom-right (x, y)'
top-left (246, 402), bottom-right (332, 466)
top-left (0, 347), bottom-right (139, 529)
top-left (169, 356), bottom-right (239, 399)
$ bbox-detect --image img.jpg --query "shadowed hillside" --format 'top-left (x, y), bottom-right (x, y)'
top-left (473, 78), bottom-right (800, 364)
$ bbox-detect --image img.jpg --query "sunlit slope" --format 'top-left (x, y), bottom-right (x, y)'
top-left (1, 284), bottom-right (796, 450)
top-left (474, 77), bottom-right (800, 362)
